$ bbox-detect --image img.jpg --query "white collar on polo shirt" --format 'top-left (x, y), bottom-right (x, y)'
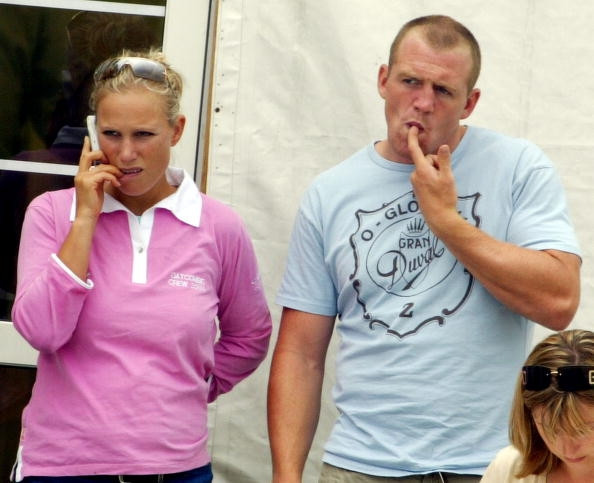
top-left (69, 166), bottom-right (203, 227)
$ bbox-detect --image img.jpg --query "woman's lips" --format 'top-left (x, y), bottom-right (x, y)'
top-left (564, 455), bottom-right (586, 464)
top-left (120, 167), bottom-right (143, 176)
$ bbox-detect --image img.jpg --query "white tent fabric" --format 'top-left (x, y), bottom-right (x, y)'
top-left (204, 1), bottom-right (594, 481)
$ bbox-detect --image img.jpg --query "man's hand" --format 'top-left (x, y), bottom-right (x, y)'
top-left (407, 126), bottom-right (459, 234)
top-left (406, 127), bottom-right (580, 329)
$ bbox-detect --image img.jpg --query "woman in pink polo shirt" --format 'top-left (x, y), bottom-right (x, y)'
top-left (11, 51), bottom-right (272, 483)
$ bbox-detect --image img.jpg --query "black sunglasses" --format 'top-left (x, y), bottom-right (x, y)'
top-left (522, 365), bottom-right (594, 392)
top-left (94, 57), bottom-right (167, 84)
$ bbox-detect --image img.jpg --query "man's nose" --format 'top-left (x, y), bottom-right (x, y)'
top-left (413, 85), bottom-right (435, 113)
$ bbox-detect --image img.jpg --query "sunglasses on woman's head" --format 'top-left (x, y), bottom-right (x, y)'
top-left (94, 57), bottom-right (167, 84)
top-left (523, 365), bottom-right (594, 392)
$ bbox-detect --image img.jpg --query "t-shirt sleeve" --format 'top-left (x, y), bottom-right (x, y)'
top-left (507, 144), bottom-right (580, 256)
top-left (276, 187), bottom-right (338, 316)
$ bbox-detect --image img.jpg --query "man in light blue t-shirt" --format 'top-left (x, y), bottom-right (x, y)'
top-left (268, 14), bottom-right (581, 483)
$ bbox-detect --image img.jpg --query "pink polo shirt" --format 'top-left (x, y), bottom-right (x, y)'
top-left (11, 167), bottom-right (271, 479)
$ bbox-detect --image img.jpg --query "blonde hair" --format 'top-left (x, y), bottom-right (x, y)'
top-left (89, 49), bottom-right (183, 125)
top-left (510, 329), bottom-right (594, 477)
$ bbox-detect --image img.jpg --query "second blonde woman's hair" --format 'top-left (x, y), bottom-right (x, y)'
top-left (510, 329), bottom-right (594, 477)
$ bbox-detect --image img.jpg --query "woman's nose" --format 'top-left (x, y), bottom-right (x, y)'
top-left (119, 138), bottom-right (137, 162)
top-left (558, 434), bottom-right (583, 459)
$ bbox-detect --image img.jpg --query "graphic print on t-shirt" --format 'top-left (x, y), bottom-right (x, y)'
top-left (349, 190), bottom-right (480, 339)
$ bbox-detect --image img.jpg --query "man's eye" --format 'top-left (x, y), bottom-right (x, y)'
top-left (136, 131), bottom-right (154, 137)
top-left (436, 86), bottom-right (451, 96)
top-left (103, 130), bottom-right (119, 137)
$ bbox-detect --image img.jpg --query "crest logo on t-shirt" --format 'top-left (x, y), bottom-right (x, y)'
top-left (349, 191), bottom-right (480, 339)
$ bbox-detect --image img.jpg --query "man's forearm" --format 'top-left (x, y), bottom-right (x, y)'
top-left (431, 213), bottom-right (580, 329)
top-left (268, 349), bottom-right (325, 483)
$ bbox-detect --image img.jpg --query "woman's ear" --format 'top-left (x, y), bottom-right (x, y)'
top-left (171, 115), bottom-right (186, 146)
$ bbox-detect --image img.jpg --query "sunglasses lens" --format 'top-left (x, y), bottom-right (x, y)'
top-left (558, 366), bottom-right (594, 391)
top-left (95, 58), bottom-right (166, 84)
top-left (523, 366), bottom-right (551, 391)
top-left (122, 58), bottom-right (166, 83)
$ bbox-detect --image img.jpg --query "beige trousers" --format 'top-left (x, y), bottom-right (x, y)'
top-left (319, 463), bottom-right (482, 483)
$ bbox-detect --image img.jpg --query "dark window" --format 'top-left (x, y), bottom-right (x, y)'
top-left (0, 4), bottom-right (165, 321)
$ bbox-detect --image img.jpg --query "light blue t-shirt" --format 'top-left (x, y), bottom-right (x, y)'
top-left (276, 126), bottom-right (580, 476)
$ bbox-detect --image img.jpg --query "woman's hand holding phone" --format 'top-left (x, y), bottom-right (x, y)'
top-left (56, 118), bottom-right (122, 279)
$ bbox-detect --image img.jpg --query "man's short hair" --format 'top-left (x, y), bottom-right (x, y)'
top-left (388, 15), bottom-right (481, 92)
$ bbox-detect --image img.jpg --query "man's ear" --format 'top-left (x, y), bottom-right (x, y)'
top-left (377, 64), bottom-right (390, 100)
top-left (461, 88), bottom-right (481, 120)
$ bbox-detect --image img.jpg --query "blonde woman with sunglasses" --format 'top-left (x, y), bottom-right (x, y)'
top-left (481, 329), bottom-right (594, 483)
top-left (10, 51), bottom-right (272, 483)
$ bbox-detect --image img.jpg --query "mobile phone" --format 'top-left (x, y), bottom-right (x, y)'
top-left (86, 115), bottom-right (99, 151)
